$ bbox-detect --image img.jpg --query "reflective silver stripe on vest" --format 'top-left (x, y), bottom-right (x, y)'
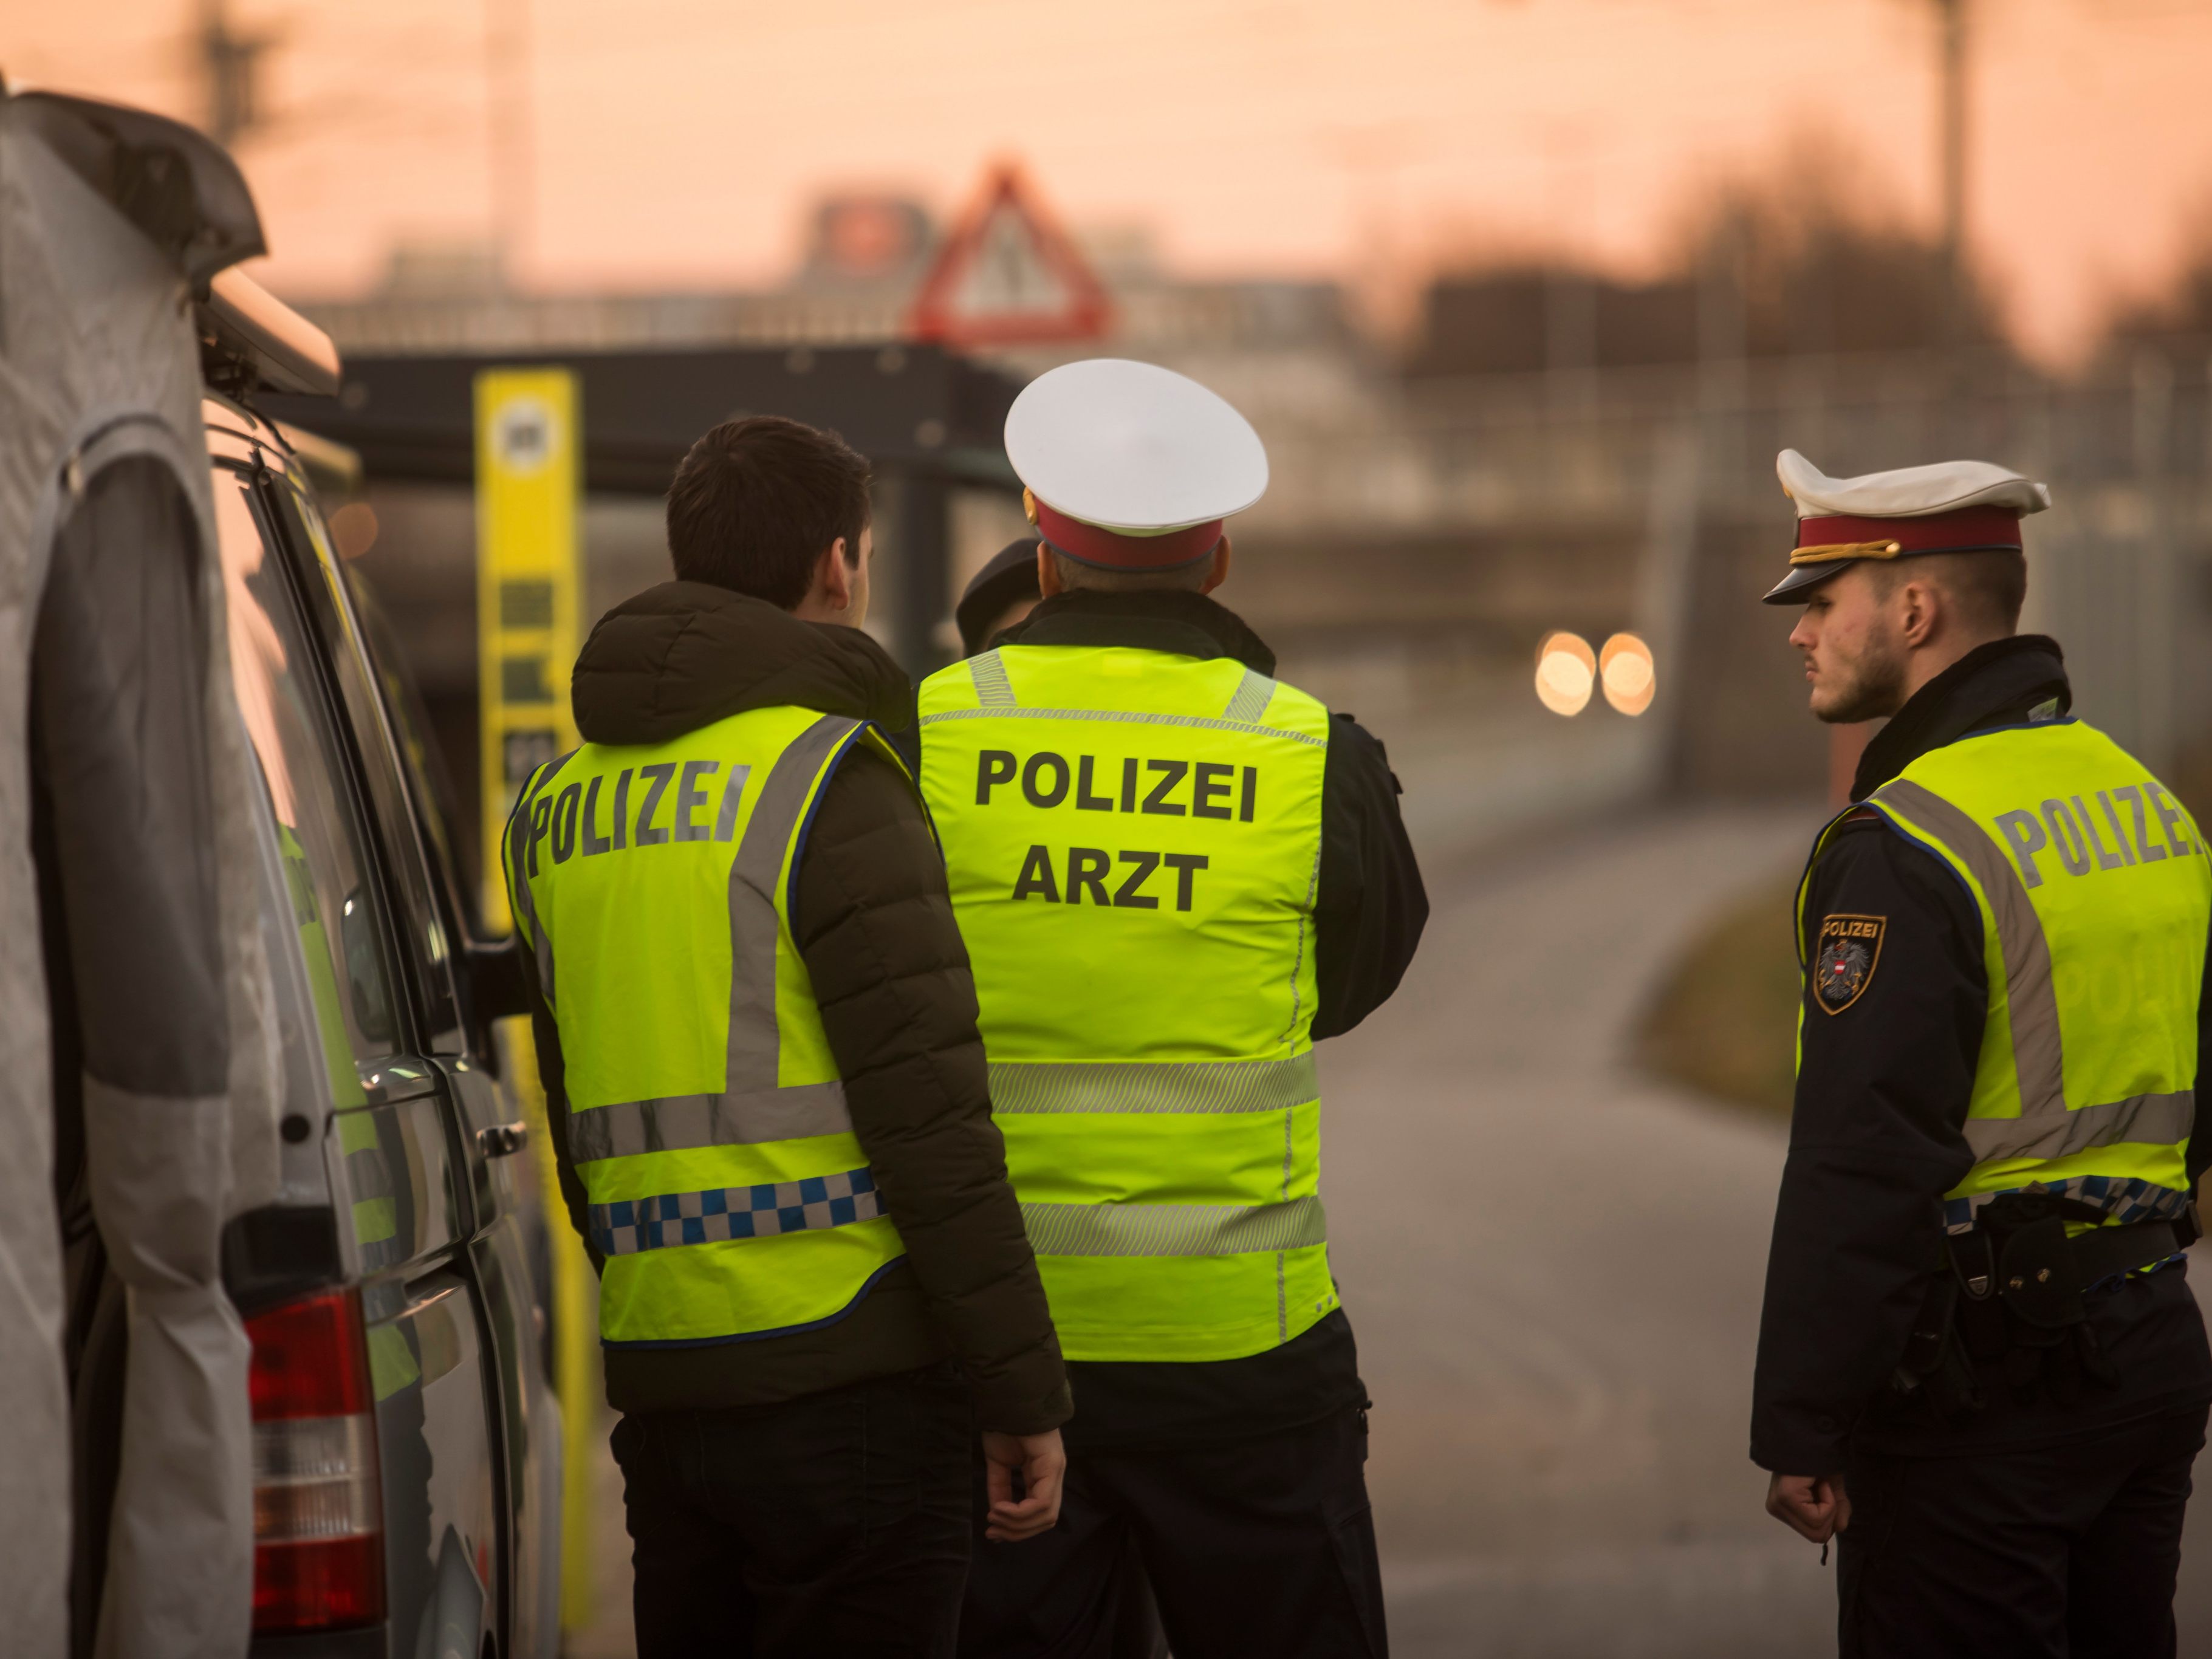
top-left (567, 1081), bottom-right (852, 1163)
top-left (1222, 669), bottom-right (1276, 724)
top-left (989, 1056), bottom-right (1318, 1115)
top-left (1872, 779), bottom-right (2067, 1122)
top-left (1021, 1194), bottom-right (1328, 1257)
top-left (1962, 1090), bottom-right (2196, 1163)
top-left (724, 714), bottom-right (866, 1093)
top-left (920, 705), bottom-right (1326, 747)
top-left (970, 650), bottom-right (1016, 709)
top-left (1871, 777), bottom-right (2194, 1165)
top-left (563, 714), bottom-right (865, 1168)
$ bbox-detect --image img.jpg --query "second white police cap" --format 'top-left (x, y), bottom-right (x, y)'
top-left (1005, 358), bottom-right (1269, 570)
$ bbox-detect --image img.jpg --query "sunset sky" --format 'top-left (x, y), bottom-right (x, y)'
top-left (13, 0), bottom-right (2212, 362)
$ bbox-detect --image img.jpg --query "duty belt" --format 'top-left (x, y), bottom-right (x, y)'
top-left (1897, 1197), bottom-right (2200, 1420)
top-left (1948, 1212), bottom-right (2196, 1301)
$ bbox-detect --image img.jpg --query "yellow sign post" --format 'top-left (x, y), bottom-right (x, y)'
top-left (476, 368), bottom-right (581, 869)
top-left (474, 368), bottom-right (598, 1633)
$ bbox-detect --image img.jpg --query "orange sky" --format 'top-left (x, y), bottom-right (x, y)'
top-left (14, 0), bottom-right (2212, 361)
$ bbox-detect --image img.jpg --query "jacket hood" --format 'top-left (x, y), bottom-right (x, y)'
top-left (571, 581), bottom-right (914, 747)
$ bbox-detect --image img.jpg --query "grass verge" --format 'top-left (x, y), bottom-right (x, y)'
top-left (1634, 866), bottom-right (1803, 1118)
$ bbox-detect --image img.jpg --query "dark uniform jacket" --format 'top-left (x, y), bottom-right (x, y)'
top-left (982, 587), bottom-right (1430, 1447)
top-left (1750, 635), bottom-right (2212, 1476)
top-left (524, 580), bottom-right (1072, 1435)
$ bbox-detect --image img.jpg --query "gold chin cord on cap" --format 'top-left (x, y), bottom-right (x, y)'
top-left (1788, 539), bottom-right (1905, 567)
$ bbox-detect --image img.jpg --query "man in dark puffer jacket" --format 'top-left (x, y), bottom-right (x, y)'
top-left (518, 416), bottom-right (1070, 1658)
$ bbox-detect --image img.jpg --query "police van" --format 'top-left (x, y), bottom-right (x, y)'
top-left (56, 269), bottom-right (563, 1655)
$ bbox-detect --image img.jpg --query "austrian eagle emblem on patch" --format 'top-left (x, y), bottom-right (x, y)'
top-left (1813, 914), bottom-right (1886, 1014)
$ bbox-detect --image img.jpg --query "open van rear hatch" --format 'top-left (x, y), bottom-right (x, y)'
top-left (198, 267), bottom-right (343, 400)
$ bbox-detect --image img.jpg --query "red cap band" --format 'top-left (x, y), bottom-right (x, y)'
top-left (1795, 506), bottom-right (2023, 555)
top-left (1034, 500), bottom-right (1224, 570)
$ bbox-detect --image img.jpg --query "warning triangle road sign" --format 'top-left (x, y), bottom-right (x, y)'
top-left (908, 163), bottom-right (1111, 347)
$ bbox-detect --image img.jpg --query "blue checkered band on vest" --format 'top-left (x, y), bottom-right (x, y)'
top-left (592, 1168), bottom-right (883, 1256)
top-left (1943, 1174), bottom-right (2193, 1236)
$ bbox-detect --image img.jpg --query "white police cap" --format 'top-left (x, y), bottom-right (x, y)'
top-left (1763, 449), bottom-right (2052, 603)
top-left (1778, 450), bottom-right (2051, 521)
top-left (1005, 358), bottom-right (1268, 539)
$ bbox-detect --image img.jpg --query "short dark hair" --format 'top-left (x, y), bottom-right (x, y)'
top-left (1946, 549), bottom-right (2028, 631)
top-left (665, 416), bottom-right (872, 607)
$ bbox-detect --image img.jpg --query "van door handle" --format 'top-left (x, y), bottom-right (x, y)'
top-left (476, 1121), bottom-right (529, 1158)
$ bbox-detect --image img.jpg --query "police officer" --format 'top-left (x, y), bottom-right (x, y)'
top-left (1751, 448), bottom-right (2212, 1657)
top-left (505, 416), bottom-right (1070, 1658)
top-left (953, 532), bottom-right (1168, 1659)
top-left (922, 360), bottom-right (1427, 1659)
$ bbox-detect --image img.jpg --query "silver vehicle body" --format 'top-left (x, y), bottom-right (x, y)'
top-left (0, 80), bottom-right (560, 1659)
top-left (199, 389), bottom-right (563, 1659)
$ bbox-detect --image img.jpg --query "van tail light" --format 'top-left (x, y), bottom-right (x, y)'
top-left (245, 1287), bottom-right (385, 1634)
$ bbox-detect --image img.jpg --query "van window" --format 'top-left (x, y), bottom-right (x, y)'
top-left (347, 564), bottom-right (484, 937)
top-left (272, 479), bottom-right (462, 1047)
top-left (213, 467), bottom-right (402, 1095)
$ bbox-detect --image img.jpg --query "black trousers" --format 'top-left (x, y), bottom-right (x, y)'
top-left (959, 1405), bottom-right (1388, 1659)
top-left (1839, 1402), bottom-right (2208, 1658)
top-left (610, 1363), bottom-right (973, 1658)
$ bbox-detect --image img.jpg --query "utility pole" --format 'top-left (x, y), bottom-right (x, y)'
top-left (197, 0), bottom-right (272, 148)
top-left (1933, 0), bottom-right (1968, 349)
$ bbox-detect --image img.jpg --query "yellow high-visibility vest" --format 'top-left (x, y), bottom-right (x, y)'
top-left (919, 643), bottom-right (1335, 1361)
top-left (506, 708), bottom-right (908, 1346)
top-left (1801, 717), bottom-right (2210, 1236)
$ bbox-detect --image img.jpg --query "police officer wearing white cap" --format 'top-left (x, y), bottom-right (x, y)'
top-left (918, 360), bottom-right (1425, 1658)
top-left (1750, 450), bottom-right (2212, 1655)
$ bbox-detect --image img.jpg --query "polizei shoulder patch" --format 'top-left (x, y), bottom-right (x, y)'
top-left (1813, 914), bottom-right (1886, 1014)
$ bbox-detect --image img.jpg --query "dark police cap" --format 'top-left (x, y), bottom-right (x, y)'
top-left (956, 538), bottom-right (1043, 655)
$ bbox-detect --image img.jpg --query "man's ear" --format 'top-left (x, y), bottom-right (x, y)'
top-left (1199, 536), bottom-right (1232, 595)
top-left (1035, 542), bottom-right (1064, 598)
top-left (1897, 573), bottom-right (1942, 649)
top-left (818, 539), bottom-right (855, 611)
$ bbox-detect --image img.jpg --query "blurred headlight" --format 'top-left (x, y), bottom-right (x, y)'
top-left (1600, 632), bottom-right (1655, 716)
top-left (1535, 631), bottom-right (1595, 717)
